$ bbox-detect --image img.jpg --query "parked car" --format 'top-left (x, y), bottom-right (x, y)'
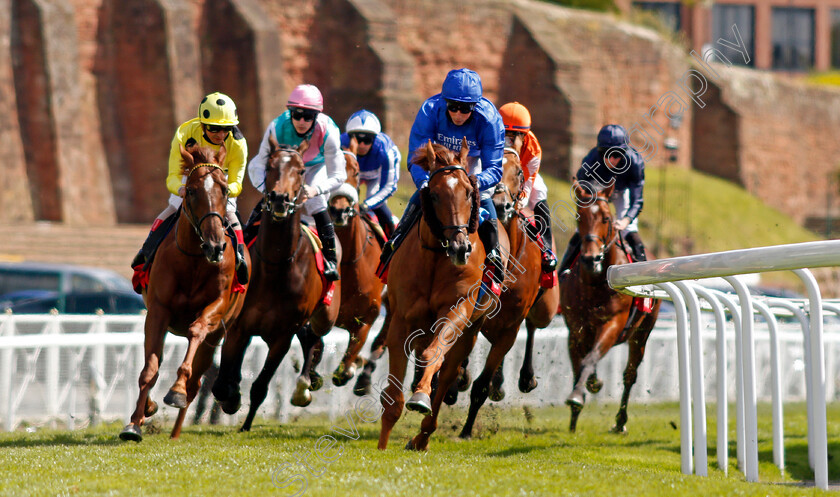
top-left (0, 262), bottom-right (145, 314)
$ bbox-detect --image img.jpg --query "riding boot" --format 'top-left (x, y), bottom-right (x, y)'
top-left (624, 231), bottom-right (647, 262)
top-left (314, 210), bottom-right (340, 282)
top-left (534, 200), bottom-right (557, 273)
top-left (242, 200), bottom-right (263, 246)
top-left (478, 219), bottom-right (503, 297)
top-left (131, 214), bottom-right (175, 269)
top-left (233, 228), bottom-right (249, 285)
top-left (558, 231), bottom-right (581, 280)
top-left (378, 201), bottom-right (421, 270)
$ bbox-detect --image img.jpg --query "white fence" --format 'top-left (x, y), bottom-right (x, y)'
top-left (2, 310), bottom-right (840, 437)
top-left (608, 239), bottom-right (840, 490)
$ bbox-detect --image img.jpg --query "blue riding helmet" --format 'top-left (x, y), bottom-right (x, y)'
top-left (597, 124), bottom-right (628, 150)
top-left (441, 68), bottom-right (483, 103)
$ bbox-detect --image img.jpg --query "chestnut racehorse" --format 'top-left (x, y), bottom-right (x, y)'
top-left (119, 144), bottom-right (248, 442)
top-left (212, 138), bottom-right (341, 431)
top-left (328, 139), bottom-right (384, 387)
top-left (458, 145), bottom-right (560, 438)
top-left (378, 140), bottom-right (510, 451)
top-left (561, 182), bottom-right (660, 433)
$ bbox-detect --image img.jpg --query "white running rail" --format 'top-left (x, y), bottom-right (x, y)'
top-left (608, 239), bottom-right (840, 490)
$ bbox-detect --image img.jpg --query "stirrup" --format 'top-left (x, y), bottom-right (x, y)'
top-left (541, 251), bottom-right (558, 273)
top-left (323, 260), bottom-right (340, 282)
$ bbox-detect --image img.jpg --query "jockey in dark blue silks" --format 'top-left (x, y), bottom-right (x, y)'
top-left (339, 110), bottom-right (401, 239)
top-left (377, 68), bottom-right (506, 295)
top-left (558, 123), bottom-right (648, 277)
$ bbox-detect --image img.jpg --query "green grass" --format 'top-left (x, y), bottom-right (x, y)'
top-left (1, 403), bottom-right (838, 496)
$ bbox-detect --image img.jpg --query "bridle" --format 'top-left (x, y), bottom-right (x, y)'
top-left (582, 195), bottom-right (619, 264)
top-left (263, 147), bottom-right (306, 217)
top-left (424, 165), bottom-right (474, 249)
top-left (178, 163), bottom-right (228, 256)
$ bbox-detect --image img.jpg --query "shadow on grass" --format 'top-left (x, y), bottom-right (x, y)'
top-left (0, 432), bottom-right (122, 448)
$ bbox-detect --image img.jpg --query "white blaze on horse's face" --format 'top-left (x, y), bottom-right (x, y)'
top-left (446, 176), bottom-right (459, 190)
top-left (203, 174), bottom-right (215, 193)
top-left (589, 204), bottom-right (599, 215)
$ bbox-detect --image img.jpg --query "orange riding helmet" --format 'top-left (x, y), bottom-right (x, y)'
top-left (499, 102), bottom-right (531, 132)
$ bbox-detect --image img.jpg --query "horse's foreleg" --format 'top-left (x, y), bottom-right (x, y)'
top-left (334, 320), bottom-right (372, 387)
top-left (291, 324), bottom-right (323, 406)
top-left (213, 322), bottom-right (252, 415)
top-left (379, 316), bottom-right (409, 450)
top-left (165, 320), bottom-right (212, 409)
top-left (409, 333), bottom-right (476, 451)
top-left (119, 311), bottom-right (168, 442)
top-left (461, 332), bottom-right (516, 439)
top-left (355, 300), bottom-right (390, 396)
top-left (566, 320), bottom-right (623, 428)
top-left (167, 339), bottom-right (218, 440)
top-left (519, 319), bottom-right (538, 393)
top-left (613, 325), bottom-right (654, 433)
top-left (242, 334), bottom-right (295, 432)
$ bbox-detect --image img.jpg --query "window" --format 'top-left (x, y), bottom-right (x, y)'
top-left (772, 7), bottom-right (815, 71)
top-left (0, 270), bottom-right (60, 296)
top-left (831, 10), bottom-right (840, 68)
top-left (634, 1), bottom-right (681, 32)
top-left (711, 5), bottom-right (755, 67)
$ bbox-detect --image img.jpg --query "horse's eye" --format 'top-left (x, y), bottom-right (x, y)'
top-left (430, 192), bottom-right (439, 202)
top-left (221, 186), bottom-right (229, 196)
top-left (185, 187), bottom-right (196, 197)
top-left (299, 168), bottom-right (305, 176)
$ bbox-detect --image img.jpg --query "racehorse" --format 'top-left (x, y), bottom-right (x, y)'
top-left (328, 139), bottom-right (384, 386)
top-left (457, 145), bottom-right (560, 438)
top-left (119, 143), bottom-right (248, 442)
top-left (378, 139), bottom-right (510, 451)
top-left (561, 181), bottom-right (660, 433)
top-left (211, 137), bottom-right (341, 432)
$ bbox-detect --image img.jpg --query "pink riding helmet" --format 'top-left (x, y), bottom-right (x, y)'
top-left (287, 84), bottom-right (324, 111)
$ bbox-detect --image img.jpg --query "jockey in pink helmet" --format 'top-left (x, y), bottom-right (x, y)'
top-left (245, 84), bottom-right (347, 281)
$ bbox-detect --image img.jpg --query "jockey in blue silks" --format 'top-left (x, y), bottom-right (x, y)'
top-left (558, 123), bottom-right (648, 277)
top-left (378, 68), bottom-right (506, 295)
top-left (339, 110), bottom-right (401, 239)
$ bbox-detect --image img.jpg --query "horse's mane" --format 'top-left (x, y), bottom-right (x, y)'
top-left (411, 143), bottom-right (456, 172)
top-left (180, 145), bottom-right (220, 176)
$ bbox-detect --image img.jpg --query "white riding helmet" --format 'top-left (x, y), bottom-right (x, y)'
top-left (346, 109), bottom-right (381, 135)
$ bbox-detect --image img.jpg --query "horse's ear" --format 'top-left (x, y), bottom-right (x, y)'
top-left (425, 140), bottom-right (436, 171)
top-left (268, 132), bottom-right (280, 154)
top-left (349, 136), bottom-right (359, 155)
top-left (602, 182), bottom-right (615, 199)
top-left (179, 144), bottom-right (194, 166)
top-left (298, 139), bottom-right (310, 156)
top-left (216, 143), bottom-right (227, 166)
top-left (459, 137), bottom-right (469, 164)
top-left (573, 180), bottom-right (586, 200)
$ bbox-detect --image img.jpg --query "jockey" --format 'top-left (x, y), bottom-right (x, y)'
top-left (131, 91), bottom-right (249, 285)
top-left (379, 68), bottom-right (505, 295)
top-left (339, 109), bottom-right (401, 239)
top-left (558, 124), bottom-right (648, 277)
top-left (246, 84), bottom-right (346, 282)
top-left (498, 101), bottom-right (558, 273)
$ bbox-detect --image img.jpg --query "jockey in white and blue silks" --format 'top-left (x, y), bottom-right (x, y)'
top-left (379, 68), bottom-right (506, 295)
top-left (558, 123), bottom-right (648, 277)
top-left (245, 84), bottom-right (346, 282)
top-left (339, 110), bottom-right (401, 239)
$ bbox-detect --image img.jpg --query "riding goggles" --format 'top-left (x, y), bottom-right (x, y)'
top-left (349, 132), bottom-right (375, 145)
top-left (290, 107), bottom-right (319, 122)
top-left (446, 100), bottom-right (476, 114)
top-left (205, 124), bottom-right (233, 133)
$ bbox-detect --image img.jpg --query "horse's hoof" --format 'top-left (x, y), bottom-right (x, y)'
top-left (565, 393), bottom-right (584, 407)
top-left (353, 373), bottom-right (372, 397)
top-left (458, 430), bottom-right (472, 440)
top-left (518, 376), bottom-right (538, 393)
top-left (404, 438), bottom-right (427, 451)
top-left (405, 392), bottom-right (432, 415)
top-left (610, 424), bottom-right (627, 434)
top-left (144, 400), bottom-right (159, 418)
top-left (119, 424), bottom-right (142, 442)
top-left (332, 364), bottom-right (355, 387)
top-left (488, 386), bottom-right (505, 402)
top-left (221, 395), bottom-right (241, 415)
top-left (309, 371), bottom-right (324, 391)
top-left (586, 377), bottom-right (603, 394)
top-left (163, 390), bottom-right (188, 409)
top-left (290, 376), bottom-right (313, 407)
top-left (443, 388), bottom-right (458, 406)
top-left (457, 369), bottom-right (472, 392)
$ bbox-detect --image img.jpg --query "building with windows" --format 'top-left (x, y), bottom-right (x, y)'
top-left (622, 0), bottom-right (840, 72)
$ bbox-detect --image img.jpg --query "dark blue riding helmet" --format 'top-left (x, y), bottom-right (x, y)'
top-left (597, 124), bottom-right (628, 150)
top-left (441, 68), bottom-right (483, 103)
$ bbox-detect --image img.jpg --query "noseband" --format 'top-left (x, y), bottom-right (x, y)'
top-left (179, 163), bottom-right (229, 254)
top-left (264, 148), bottom-right (305, 216)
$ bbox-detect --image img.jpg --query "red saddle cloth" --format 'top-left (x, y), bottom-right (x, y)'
top-left (131, 242), bottom-right (246, 296)
top-left (303, 226), bottom-right (336, 307)
top-left (521, 214), bottom-right (557, 289)
top-left (625, 251), bottom-right (652, 313)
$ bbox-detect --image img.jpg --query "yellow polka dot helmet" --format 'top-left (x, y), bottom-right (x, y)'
top-left (198, 92), bottom-right (239, 126)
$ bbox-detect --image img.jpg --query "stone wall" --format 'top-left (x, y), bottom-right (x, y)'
top-left (4, 0), bottom-right (840, 231)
